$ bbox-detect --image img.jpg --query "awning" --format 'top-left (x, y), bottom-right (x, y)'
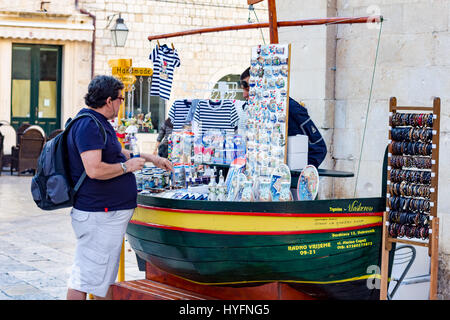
top-left (0, 18), bottom-right (94, 42)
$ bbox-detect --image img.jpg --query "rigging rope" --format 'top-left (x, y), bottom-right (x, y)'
top-left (353, 20), bottom-right (383, 197)
top-left (248, 4), bottom-right (267, 45)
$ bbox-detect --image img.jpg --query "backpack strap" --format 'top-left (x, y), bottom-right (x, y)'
top-left (74, 171), bottom-right (87, 193)
top-left (65, 112), bottom-right (108, 193)
top-left (65, 113), bottom-right (107, 145)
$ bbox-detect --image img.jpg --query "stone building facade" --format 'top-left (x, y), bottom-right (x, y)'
top-left (277, 0), bottom-right (449, 299)
top-left (0, 0), bottom-right (93, 133)
top-left (0, 0), bottom-right (448, 299)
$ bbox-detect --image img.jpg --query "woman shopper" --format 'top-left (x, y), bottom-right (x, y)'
top-left (66, 75), bottom-right (172, 300)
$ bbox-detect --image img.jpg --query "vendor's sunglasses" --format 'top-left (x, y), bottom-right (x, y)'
top-left (240, 80), bottom-right (249, 89)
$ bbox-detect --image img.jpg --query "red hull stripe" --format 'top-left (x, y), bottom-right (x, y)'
top-left (137, 204), bottom-right (383, 218)
top-left (129, 220), bottom-right (382, 235)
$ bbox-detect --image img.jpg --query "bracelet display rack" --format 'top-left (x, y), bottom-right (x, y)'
top-left (380, 97), bottom-right (441, 300)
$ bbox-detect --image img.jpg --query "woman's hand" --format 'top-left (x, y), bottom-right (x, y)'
top-left (139, 153), bottom-right (173, 172)
top-left (124, 157), bottom-right (146, 173)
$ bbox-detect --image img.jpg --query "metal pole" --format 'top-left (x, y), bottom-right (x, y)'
top-left (118, 239), bottom-right (125, 282)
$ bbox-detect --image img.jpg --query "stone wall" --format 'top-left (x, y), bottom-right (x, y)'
top-left (0, 0), bottom-right (268, 120)
top-left (336, 0), bottom-right (449, 299)
top-left (277, 0), bottom-right (337, 199)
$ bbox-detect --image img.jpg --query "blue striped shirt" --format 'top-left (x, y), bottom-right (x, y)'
top-left (149, 44), bottom-right (180, 100)
top-left (168, 99), bottom-right (193, 131)
top-left (193, 100), bottom-right (239, 134)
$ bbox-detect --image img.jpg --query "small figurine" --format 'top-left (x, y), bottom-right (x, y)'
top-left (143, 112), bottom-right (154, 130)
top-left (259, 179), bottom-right (272, 202)
top-left (137, 113), bottom-right (145, 129)
top-left (116, 124), bottom-right (127, 140)
top-left (241, 180), bottom-right (254, 202)
top-left (125, 117), bottom-right (139, 135)
top-left (279, 181), bottom-right (293, 201)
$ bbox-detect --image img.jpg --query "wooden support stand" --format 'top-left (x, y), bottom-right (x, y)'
top-left (380, 97), bottom-right (441, 300)
top-left (112, 262), bottom-right (315, 300)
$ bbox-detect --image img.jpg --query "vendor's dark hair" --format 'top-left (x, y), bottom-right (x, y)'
top-left (240, 67), bottom-right (250, 80)
top-left (165, 118), bottom-right (173, 128)
top-left (84, 75), bottom-right (124, 108)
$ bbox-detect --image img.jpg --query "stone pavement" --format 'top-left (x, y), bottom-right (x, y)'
top-left (0, 174), bottom-right (145, 300)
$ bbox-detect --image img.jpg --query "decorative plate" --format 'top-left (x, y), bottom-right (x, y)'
top-left (297, 165), bottom-right (319, 201)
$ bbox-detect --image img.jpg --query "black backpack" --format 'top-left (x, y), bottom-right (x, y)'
top-left (31, 113), bottom-right (106, 210)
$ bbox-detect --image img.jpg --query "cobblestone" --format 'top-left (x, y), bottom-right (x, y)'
top-left (0, 175), bottom-right (145, 300)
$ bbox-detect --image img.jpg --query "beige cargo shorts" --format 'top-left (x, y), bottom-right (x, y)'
top-left (67, 208), bottom-right (134, 297)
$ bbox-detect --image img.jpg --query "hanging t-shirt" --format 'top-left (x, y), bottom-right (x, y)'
top-left (168, 99), bottom-right (193, 131)
top-left (149, 44), bottom-right (180, 100)
top-left (193, 100), bottom-right (239, 135)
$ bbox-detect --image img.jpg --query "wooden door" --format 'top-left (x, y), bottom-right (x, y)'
top-left (11, 44), bottom-right (62, 136)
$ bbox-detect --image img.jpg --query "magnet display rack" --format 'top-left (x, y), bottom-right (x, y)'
top-left (380, 97), bottom-right (441, 300)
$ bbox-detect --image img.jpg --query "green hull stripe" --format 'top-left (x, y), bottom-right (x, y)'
top-left (137, 195), bottom-right (385, 214)
top-left (126, 223), bottom-right (384, 285)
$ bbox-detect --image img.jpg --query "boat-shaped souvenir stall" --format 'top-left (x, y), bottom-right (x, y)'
top-left (126, 160), bottom-right (394, 300)
top-left (122, 33), bottom-right (393, 299)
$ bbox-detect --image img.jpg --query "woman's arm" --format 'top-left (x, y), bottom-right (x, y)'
top-left (140, 152), bottom-right (173, 172)
top-left (122, 148), bottom-right (132, 160)
top-left (81, 149), bottom-right (145, 180)
top-left (153, 141), bottom-right (160, 155)
top-left (121, 147), bottom-right (172, 172)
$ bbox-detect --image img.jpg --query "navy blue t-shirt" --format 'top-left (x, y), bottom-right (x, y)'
top-left (66, 108), bottom-right (137, 212)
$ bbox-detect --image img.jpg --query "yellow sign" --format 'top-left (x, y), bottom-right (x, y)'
top-left (108, 58), bottom-right (132, 69)
top-left (133, 67), bottom-right (153, 77)
top-left (120, 74), bottom-right (137, 87)
top-left (108, 59), bottom-right (152, 90)
top-left (111, 67), bottom-right (153, 77)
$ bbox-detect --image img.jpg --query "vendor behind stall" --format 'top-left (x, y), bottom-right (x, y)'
top-left (240, 67), bottom-right (327, 168)
top-left (153, 118), bottom-right (173, 158)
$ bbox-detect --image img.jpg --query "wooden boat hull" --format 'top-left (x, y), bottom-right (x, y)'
top-left (127, 195), bottom-right (393, 300)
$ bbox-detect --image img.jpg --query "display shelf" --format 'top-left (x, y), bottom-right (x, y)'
top-left (380, 96), bottom-right (441, 300)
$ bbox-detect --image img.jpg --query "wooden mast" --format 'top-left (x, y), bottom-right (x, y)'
top-left (147, 16), bottom-right (382, 41)
top-left (147, 0), bottom-right (382, 43)
top-left (267, 0), bottom-right (279, 44)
